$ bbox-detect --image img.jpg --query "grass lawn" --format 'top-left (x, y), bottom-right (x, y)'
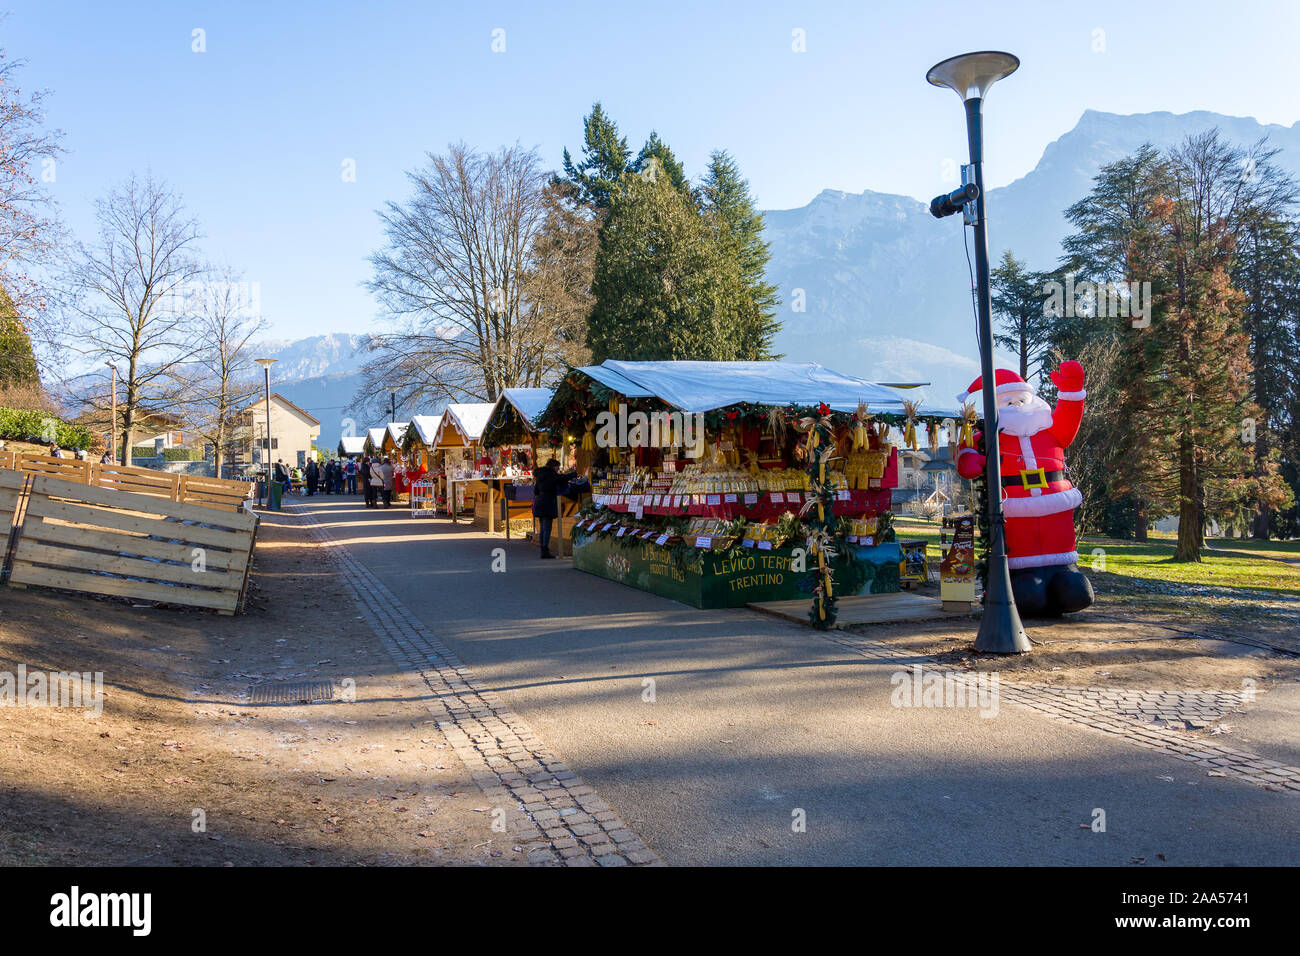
top-left (891, 516), bottom-right (1300, 595)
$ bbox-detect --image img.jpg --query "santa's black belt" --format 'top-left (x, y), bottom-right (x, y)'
top-left (1001, 468), bottom-right (1065, 489)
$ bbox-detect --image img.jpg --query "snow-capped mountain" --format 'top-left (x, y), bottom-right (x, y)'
top-left (763, 109), bottom-right (1300, 407)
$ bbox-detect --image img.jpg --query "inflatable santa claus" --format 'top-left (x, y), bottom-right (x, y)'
top-left (955, 360), bottom-right (1094, 617)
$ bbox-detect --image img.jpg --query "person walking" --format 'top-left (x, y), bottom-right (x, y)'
top-left (345, 457), bottom-right (358, 494)
top-left (305, 458), bottom-right (319, 496)
top-left (379, 457), bottom-right (395, 508)
top-left (531, 457), bottom-right (576, 559)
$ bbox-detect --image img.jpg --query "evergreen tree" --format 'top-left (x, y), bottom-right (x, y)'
top-left (587, 171), bottom-right (750, 362)
top-left (632, 131), bottom-right (690, 196)
top-left (1233, 213), bottom-right (1300, 536)
top-left (990, 251), bottom-right (1052, 383)
top-left (0, 284), bottom-right (40, 390)
top-left (701, 150), bottom-right (781, 358)
top-left (560, 102), bottom-right (632, 211)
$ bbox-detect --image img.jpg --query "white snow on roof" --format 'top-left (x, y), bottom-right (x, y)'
top-left (407, 414), bottom-right (443, 446)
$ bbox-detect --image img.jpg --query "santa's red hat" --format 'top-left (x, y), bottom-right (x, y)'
top-left (957, 369), bottom-right (1033, 404)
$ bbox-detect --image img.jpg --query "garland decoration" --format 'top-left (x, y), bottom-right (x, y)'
top-left (800, 402), bottom-right (841, 629)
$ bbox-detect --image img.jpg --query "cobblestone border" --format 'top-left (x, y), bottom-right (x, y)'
top-left (823, 631), bottom-right (1300, 794)
top-left (285, 502), bottom-right (662, 866)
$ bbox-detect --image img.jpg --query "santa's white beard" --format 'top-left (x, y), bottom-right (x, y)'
top-left (997, 394), bottom-right (1053, 436)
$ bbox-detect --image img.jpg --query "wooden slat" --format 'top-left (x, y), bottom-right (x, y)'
top-left (8, 562), bottom-right (238, 611)
top-left (13, 541), bottom-right (243, 590)
top-left (24, 515), bottom-right (248, 572)
top-left (24, 497), bottom-right (252, 552)
top-left (29, 474), bottom-right (257, 532)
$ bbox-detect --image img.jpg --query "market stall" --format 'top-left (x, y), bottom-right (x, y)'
top-left (431, 403), bottom-right (500, 528)
top-left (479, 388), bottom-right (560, 539)
top-left (402, 414), bottom-right (442, 516)
top-left (537, 360), bottom-right (966, 623)
top-left (362, 427), bottom-right (387, 458)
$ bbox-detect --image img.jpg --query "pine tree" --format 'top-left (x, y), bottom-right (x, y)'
top-left (587, 171), bottom-right (749, 362)
top-left (990, 251), bottom-right (1052, 383)
top-left (560, 102), bottom-right (632, 211)
top-left (632, 131), bottom-right (689, 196)
top-left (701, 150), bottom-right (781, 359)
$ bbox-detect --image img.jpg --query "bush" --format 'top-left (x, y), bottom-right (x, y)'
top-left (0, 405), bottom-right (92, 450)
top-left (162, 447), bottom-right (202, 461)
top-left (131, 445), bottom-right (159, 460)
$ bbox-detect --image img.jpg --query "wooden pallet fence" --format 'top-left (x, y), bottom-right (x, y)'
top-left (0, 451), bottom-right (253, 512)
top-left (8, 473), bottom-right (259, 614)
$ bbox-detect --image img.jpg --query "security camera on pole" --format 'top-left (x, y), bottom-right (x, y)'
top-left (925, 51), bottom-right (1030, 654)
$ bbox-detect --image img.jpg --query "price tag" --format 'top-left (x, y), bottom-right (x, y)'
top-left (634, 505), bottom-right (644, 520)
top-left (656, 534), bottom-right (669, 545)
top-left (617, 527), bottom-right (626, 536)
top-left (847, 535), bottom-right (858, 543)
top-left (695, 536), bottom-right (712, 548)
top-left (741, 538), bottom-right (754, 549)
top-left (758, 540), bottom-right (773, 551)
top-left (706, 494), bottom-right (721, 506)
top-left (862, 536), bottom-right (874, 546)
top-left (601, 522), bottom-right (613, 531)
top-left (723, 493), bottom-right (737, 503)
top-left (744, 493), bottom-right (758, 505)
top-left (838, 489), bottom-right (850, 500)
top-left (770, 492), bottom-right (784, 503)
top-left (788, 492), bottom-right (802, 504)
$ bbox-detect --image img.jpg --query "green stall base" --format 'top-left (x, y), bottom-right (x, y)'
top-left (571, 531), bottom-right (901, 609)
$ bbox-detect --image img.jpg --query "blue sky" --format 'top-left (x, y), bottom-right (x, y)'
top-left (5, 0), bottom-right (1297, 341)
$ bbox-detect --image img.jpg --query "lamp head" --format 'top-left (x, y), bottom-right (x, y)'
top-left (926, 51), bottom-right (1019, 102)
top-left (254, 358), bottom-right (277, 369)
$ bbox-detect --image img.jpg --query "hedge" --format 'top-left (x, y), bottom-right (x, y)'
top-left (0, 406), bottom-right (93, 450)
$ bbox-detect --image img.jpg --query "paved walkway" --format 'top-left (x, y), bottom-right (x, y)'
top-left (288, 495), bottom-right (1300, 866)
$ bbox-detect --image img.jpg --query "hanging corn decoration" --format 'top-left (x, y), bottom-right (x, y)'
top-left (902, 399), bottom-right (921, 451)
top-left (607, 398), bottom-right (621, 464)
top-left (581, 421), bottom-right (596, 452)
top-left (959, 401), bottom-right (977, 447)
top-left (928, 420), bottom-right (940, 453)
top-left (852, 401), bottom-right (870, 451)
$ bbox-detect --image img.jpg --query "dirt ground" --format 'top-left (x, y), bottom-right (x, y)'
top-left (0, 510), bottom-right (525, 866)
top-left (850, 610), bottom-right (1300, 691)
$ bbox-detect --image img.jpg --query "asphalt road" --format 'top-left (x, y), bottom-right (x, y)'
top-left (296, 495), bottom-right (1300, 866)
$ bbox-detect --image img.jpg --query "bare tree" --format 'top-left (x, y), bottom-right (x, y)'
top-left (0, 36), bottom-right (65, 377)
top-left (360, 144), bottom-right (593, 409)
top-left (170, 267), bottom-right (267, 477)
top-left (64, 173), bottom-right (203, 464)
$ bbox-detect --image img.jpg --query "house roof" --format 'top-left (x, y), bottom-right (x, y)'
top-left (564, 360), bottom-right (961, 417)
top-left (406, 414), bottom-right (443, 447)
top-left (338, 435), bottom-right (366, 455)
top-left (497, 388), bottom-right (554, 428)
top-left (240, 393), bottom-right (321, 427)
top-left (364, 427), bottom-right (386, 450)
top-left (384, 422), bottom-right (409, 446)
top-left (433, 403), bottom-right (496, 446)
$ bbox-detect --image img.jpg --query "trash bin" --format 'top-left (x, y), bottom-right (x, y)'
top-left (268, 480), bottom-right (284, 510)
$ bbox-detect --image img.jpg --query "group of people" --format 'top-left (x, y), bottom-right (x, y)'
top-left (270, 455), bottom-right (394, 507)
top-left (273, 457), bottom-right (359, 496)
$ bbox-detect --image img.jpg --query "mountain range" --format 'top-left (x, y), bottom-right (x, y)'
top-left (263, 109), bottom-right (1300, 449)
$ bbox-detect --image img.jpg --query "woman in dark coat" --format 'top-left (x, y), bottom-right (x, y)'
top-left (531, 458), bottom-right (576, 559)
top-left (360, 457), bottom-right (375, 508)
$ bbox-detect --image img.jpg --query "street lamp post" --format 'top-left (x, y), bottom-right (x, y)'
top-left (254, 358), bottom-right (277, 507)
top-left (926, 51), bottom-right (1030, 654)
